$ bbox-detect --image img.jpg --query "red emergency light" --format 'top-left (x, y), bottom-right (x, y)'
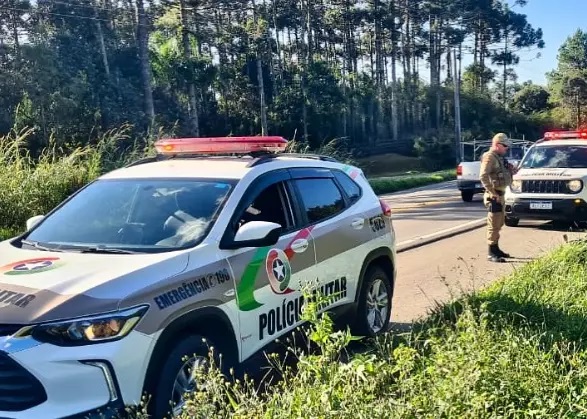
top-left (154, 136), bottom-right (288, 155)
top-left (544, 130), bottom-right (587, 140)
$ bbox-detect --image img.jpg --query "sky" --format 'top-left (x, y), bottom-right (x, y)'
top-left (413, 0), bottom-right (586, 87)
top-left (490, 0), bottom-right (586, 86)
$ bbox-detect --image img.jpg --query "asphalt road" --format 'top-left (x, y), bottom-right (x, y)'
top-left (386, 181), bottom-right (584, 328)
top-left (381, 180), bottom-right (487, 249)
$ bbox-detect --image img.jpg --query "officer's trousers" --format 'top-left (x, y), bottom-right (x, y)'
top-left (483, 191), bottom-right (505, 245)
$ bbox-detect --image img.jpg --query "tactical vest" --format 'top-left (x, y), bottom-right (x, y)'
top-left (481, 151), bottom-right (512, 190)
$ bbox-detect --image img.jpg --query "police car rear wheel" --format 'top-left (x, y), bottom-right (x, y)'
top-left (353, 265), bottom-right (393, 337)
top-left (148, 334), bottom-right (225, 418)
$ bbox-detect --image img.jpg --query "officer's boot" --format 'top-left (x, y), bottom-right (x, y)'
top-left (488, 244), bottom-right (505, 263)
top-left (494, 242), bottom-right (510, 258)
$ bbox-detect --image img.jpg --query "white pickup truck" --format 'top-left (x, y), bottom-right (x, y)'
top-left (456, 139), bottom-right (532, 202)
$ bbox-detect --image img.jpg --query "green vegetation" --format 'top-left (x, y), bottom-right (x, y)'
top-left (1, 0), bottom-right (554, 162)
top-left (0, 126), bottom-right (150, 240)
top-left (369, 170), bottom-right (455, 195)
top-left (128, 238), bottom-right (587, 418)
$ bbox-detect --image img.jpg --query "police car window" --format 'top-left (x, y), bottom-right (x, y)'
top-left (237, 182), bottom-right (292, 232)
top-left (23, 179), bottom-right (233, 252)
top-left (333, 170), bottom-right (362, 204)
top-left (520, 145), bottom-right (587, 169)
top-left (294, 178), bottom-right (345, 224)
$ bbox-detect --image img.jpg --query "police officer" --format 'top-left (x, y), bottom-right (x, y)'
top-left (479, 133), bottom-right (518, 263)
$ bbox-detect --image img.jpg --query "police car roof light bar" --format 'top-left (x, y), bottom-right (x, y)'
top-left (154, 136), bottom-right (288, 156)
top-left (544, 130), bottom-right (587, 140)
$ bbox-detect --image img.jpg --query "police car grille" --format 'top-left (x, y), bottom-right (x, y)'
top-left (522, 180), bottom-right (568, 194)
top-left (0, 352), bottom-right (48, 411)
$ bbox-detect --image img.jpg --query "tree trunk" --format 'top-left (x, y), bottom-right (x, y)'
top-left (94, 2), bottom-right (111, 78)
top-left (300, 0), bottom-right (309, 143)
top-left (390, 0), bottom-right (398, 141)
top-left (180, 0), bottom-right (200, 136)
top-left (11, 7), bottom-right (20, 63)
top-left (257, 58), bottom-right (268, 135)
top-left (252, 1), bottom-right (269, 135)
top-left (135, 0), bottom-right (155, 126)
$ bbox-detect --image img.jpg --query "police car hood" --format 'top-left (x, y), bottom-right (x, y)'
top-left (515, 167), bottom-right (587, 180)
top-left (0, 241), bottom-right (189, 324)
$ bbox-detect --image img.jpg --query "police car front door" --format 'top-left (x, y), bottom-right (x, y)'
top-left (223, 176), bottom-right (317, 362)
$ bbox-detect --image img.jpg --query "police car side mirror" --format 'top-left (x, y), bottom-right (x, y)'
top-left (223, 221), bottom-right (282, 250)
top-left (26, 215), bottom-right (45, 231)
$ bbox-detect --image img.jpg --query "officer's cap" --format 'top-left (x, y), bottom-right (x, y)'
top-left (492, 133), bottom-right (510, 147)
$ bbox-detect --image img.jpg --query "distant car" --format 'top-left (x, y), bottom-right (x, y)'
top-left (457, 140), bottom-right (530, 202)
top-left (505, 130), bottom-right (587, 227)
top-left (0, 136), bottom-right (397, 419)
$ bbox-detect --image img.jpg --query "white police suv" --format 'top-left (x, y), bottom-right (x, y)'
top-left (505, 130), bottom-right (587, 227)
top-left (0, 136), bottom-right (396, 418)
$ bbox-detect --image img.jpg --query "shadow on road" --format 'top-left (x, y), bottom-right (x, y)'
top-left (515, 220), bottom-right (587, 234)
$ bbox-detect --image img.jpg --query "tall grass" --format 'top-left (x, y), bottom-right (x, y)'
top-left (0, 125), bottom-right (151, 236)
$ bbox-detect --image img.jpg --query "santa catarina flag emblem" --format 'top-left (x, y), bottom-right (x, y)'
top-left (265, 248), bottom-right (293, 295)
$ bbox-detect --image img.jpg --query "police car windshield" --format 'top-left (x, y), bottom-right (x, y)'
top-left (22, 178), bottom-right (235, 253)
top-left (508, 147), bottom-right (524, 160)
top-left (519, 145), bottom-right (587, 169)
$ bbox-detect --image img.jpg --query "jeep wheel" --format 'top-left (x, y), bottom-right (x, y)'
top-left (146, 334), bottom-right (228, 418)
top-left (461, 190), bottom-right (474, 202)
top-left (353, 265), bottom-right (393, 337)
top-left (505, 216), bottom-right (520, 227)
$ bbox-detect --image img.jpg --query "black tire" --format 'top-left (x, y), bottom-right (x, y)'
top-left (352, 265), bottom-right (394, 337)
top-left (461, 190), bottom-right (474, 202)
top-left (505, 216), bottom-right (520, 227)
top-left (145, 334), bottom-right (232, 419)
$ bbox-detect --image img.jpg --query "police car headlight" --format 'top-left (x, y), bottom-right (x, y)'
top-left (568, 180), bottom-right (583, 193)
top-left (510, 180), bottom-right (522, 193)
top-left (16, 305), bottom-right (149, 346)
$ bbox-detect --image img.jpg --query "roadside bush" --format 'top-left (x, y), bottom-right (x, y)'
top-left (369, 169), bottom-right (455, 195)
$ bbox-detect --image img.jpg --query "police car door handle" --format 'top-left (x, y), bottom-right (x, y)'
top-left (290, 238), bottom-right (309, 253)
top-left (351, 218), bottom-right (364, 229)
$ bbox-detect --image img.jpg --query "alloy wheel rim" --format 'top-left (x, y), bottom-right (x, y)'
top-left (366, 278), bottom-right (389, 333)
top-left (170, 355), bottom-right (207, 416)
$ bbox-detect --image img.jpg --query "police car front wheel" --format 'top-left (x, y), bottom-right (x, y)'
top-left (353, 265), bottom-right (393, 337)
top-left (146, 334), bottom-right (230, 418)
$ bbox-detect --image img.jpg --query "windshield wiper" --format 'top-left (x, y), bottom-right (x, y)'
top-left (77, 246), bottom-right (138, 254)
top-left (21, 239), bottom-right (64, 252)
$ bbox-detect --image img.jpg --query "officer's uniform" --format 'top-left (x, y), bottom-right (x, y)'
top-left (479, 134), bottom-right (514, 262)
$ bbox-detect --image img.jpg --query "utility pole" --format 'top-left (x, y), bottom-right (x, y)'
top-left (453, 48), bottom-right (462, 163)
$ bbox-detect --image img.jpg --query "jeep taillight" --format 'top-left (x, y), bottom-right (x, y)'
top-left (379, 199), bottom-right (392, 217)
top-left (456, 164), bottom-right (462, 176)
